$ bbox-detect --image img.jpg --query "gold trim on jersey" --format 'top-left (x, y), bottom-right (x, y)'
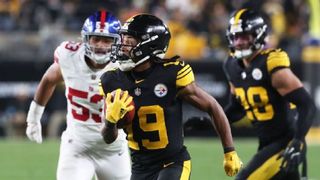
top-left (234, 9), bottom-right (247, 24)
top-left (180, 160), bottom-right (191, 180)
top-left (176, 65), bottom-right (194, 87)
top-left (266, 50), bottom-right (290, 73)
top-left (163, 61), bottom-right (180, 66)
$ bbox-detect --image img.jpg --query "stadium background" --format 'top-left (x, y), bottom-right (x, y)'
top-left (0, 0), bottom-right (319, 179)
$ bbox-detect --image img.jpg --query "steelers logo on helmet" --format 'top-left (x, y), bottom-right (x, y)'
top-left (154, 83), bottom-right (168, 97)
top-left (252, 68), bottom-right (263, 80)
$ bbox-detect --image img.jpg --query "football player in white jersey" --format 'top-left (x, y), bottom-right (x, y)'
top-left (25, 10), bottom-right (131, 180)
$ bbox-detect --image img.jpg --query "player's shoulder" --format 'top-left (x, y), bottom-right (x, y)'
top-left (223, 56), bottom-right (236, 72)
top-left (260, 48), bottom-right (290, 73)
top-left (162, 58), bottom-right (192, 73)
top-left (54, 41), bottom-right (83, 63)
top-left (100, 67), bottom-right (120, 84)
top-left (161, 58), bottom-right (195, 87)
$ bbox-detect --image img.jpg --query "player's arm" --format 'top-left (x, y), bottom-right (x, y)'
top-left (26, 63), bottom-right (63, 143)
top-left (34, 63), bottom-right (63, 105)
top-left (101, 89), bottom-right (133, 144)
top-left (222, 59), bottom-right (246, 123)
top-left (179, 82), bottom-right (235, 149)
top-left (101, 123), bottom-right (118, 144)
top-left (99, 73), bottom-right (119, 144)
top-left (178, 82), bottom-right (242, 176)
top-left (272, 67), bottom-right (316, 172)
top-left (272, 67), bottom-right (315, 140)
top-left (224, 82), bottom-right (246, 123)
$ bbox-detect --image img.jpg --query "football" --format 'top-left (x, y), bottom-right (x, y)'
top-left (110, 89), bottom-right (135, 129)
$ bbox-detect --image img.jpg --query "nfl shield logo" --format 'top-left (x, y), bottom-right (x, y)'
top-left (134, 87), bottom-right (141, 96)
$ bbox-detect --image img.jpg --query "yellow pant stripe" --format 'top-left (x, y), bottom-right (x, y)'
top-left (180, 160), bottom-right (191, 180)
top-left (248, 151), bottom-right (283, 180)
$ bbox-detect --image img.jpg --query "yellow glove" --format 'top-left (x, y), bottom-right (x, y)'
top-left (105, 89), bottom-right (134, 123)
top-left (223, 151), bottom-right (243, 177)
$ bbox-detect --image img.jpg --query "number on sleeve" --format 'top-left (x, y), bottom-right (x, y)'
top-left (65, 42), bottom-right (81, 51)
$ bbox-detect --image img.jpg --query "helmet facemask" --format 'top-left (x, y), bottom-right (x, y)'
top-left (83, 33), bottom-right (120, 64)
top-left (111, 42), bottom-right (136, 71)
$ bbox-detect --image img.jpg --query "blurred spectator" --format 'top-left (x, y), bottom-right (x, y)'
top-left (0, 0), bottom-right (20, 31)
top-left (0, 0), bottom-right (314, 62)
top-left (2, 85), bottom-right (31, 138)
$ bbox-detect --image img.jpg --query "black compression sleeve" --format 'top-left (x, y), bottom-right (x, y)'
top-left (224, 94), bottom-right (246, 123)
top-left (284, 87), bottom-right (316, 140)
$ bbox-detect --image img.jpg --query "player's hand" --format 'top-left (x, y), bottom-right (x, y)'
top-left (223, 151), bottom-right (243, 176)
top-left (26, 121), bottom-right (42, 143)
top-left (278, 139), bottom-right (304, 173)
top-left (26, 101), bottom-right (44, 144)
top-left (105, 89), bottom-right (134, 124)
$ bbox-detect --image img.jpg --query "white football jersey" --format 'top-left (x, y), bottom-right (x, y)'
top-left (54, 41), bottom-right (125, 147)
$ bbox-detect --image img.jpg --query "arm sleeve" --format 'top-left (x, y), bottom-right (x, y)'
top-left (284, 87), bottom-right (316, 140)
top-left (224, 94), bottom-right (246, 123)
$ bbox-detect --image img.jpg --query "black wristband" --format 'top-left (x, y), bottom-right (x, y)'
top-left (224, 147), bottom-right (235, 153)
top-left (106, 121), bottom-right (116, 128)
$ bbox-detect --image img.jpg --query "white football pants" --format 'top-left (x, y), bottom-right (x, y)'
top-left (56, 131), bottom-right (131, 180)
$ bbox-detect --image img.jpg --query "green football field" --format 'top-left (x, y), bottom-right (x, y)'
top-left (0, 138), bottom-right (319, 180)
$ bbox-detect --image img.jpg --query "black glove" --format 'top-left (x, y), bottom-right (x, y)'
top-left (279, 139), bottom-right (304, 173)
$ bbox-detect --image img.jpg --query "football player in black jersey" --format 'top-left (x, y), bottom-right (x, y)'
top-left (223, 9), bottom-right (316, 180)
top-left (99, 14), bottom-right (243, 180)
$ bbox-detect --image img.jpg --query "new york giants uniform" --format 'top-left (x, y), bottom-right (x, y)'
top-left (54, 41), bottom-right (130, 180)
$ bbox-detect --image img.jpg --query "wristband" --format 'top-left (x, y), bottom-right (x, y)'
top-left (224, 147), bottom-right (235, 153)
top-left (26, 100), bottom-right (45, 123)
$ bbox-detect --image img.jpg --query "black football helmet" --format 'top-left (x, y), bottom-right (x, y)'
top-left (112, 14), bottom-right (171, 71)
top-left (226, 9), bottom-right (268, 59)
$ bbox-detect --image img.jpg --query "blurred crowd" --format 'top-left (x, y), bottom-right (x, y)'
top-left (0, 0), bottom-right (317, 61)
top-left (0, 0), bottom-right (319, 139)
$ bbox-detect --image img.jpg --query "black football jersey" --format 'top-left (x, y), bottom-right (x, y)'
top-left (224, 49), bottom-right (295, 145)
top-left (99, 60), bottom-right (194, 165)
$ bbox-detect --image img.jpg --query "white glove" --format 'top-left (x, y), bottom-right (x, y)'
top-left (26, 101), bottom-right (44, 144)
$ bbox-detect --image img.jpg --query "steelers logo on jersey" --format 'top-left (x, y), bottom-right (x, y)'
top-left (252, 68), bottom-right (263, 80)
top-left (154, 83), bottom-right (168, 97)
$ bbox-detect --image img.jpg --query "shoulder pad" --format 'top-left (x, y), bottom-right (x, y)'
top-left (103, 61), bottom-right (119, 72)
top-left (266, 49), bottom-right (290, 73)
top-left (174, 61), bottom-right (195, 88)
top-left (54, 41), bottom-right (82, 64)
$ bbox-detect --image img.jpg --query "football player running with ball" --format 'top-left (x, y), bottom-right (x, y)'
top-left (99, 14), bottom-right (243, 180)
top-left (25, 11), bottom-right (131, 180)
top-left (223, 9), bottom-right (316, 180)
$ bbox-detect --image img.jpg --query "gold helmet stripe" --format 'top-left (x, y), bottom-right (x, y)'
top-left (234, 9), bottom-right (247, 24)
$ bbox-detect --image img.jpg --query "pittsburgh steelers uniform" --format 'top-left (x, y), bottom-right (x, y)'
top-left (100, 60), bottom-right (194, 180)
top-left (224, 49), bottom-right (303, 180)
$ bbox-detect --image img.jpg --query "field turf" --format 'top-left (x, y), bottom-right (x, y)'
top-left (0, 138), bottom-right (319, 180)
